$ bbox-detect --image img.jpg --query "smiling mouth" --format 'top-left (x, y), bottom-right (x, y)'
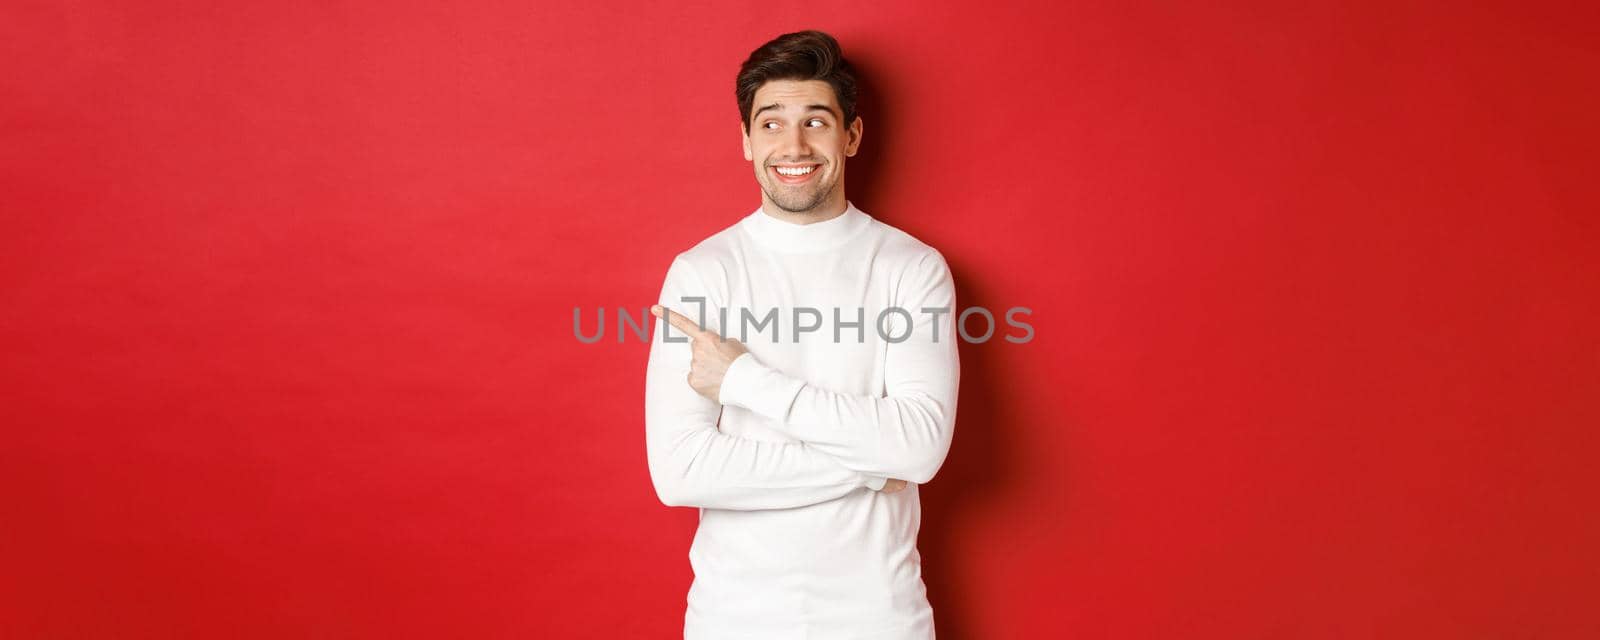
top-left (770, 163), bottom-right (821, 184)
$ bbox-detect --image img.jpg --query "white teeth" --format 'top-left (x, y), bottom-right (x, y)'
top-left (775, 165), bottom-right (815, 176)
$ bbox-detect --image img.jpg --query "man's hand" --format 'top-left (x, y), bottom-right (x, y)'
top-left (879, 479), bottom-right (910, 494)
top-left (652, 304), bottom-right (748, 402)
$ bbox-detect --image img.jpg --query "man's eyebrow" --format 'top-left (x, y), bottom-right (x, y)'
top-left (753, 102), bottom-right (840, 119)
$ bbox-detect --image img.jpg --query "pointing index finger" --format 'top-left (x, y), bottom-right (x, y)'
top-left (651, 304), bottom-right (705, 338)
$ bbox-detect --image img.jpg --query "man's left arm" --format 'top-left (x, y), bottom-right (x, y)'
top-left (718, 251), bottom-right (961, 485)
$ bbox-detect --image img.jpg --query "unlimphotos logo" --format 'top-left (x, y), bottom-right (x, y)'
top-left (575, 298), bottom-right (1033, 344)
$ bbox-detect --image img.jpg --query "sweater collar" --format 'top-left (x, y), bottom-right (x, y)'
top-left (740, 200), bottom-right (872, 253)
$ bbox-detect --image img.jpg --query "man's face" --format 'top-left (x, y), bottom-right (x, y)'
top-left (742, 79), bottom-right (863, 215)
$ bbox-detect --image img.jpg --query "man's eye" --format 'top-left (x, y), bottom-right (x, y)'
top-left (807, 119), bottom-right (825, 127)
top-left (763, 121), bottom-right (779, 130)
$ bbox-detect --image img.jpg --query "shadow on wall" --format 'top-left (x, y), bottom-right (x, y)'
top-left (924, 260), bottom-right (1024, 640)
top-left (846, 51), bottom-right (1029, 639)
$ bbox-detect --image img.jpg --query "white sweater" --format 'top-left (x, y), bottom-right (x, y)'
top-left (644, 201), bottom-right (961, 639)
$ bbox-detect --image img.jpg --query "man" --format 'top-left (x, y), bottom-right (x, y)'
top-left (644, 30), bottom-right (960, 639)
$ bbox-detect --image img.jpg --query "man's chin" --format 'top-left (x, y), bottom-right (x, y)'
top-left (765, 187), bottom-right (826, 213)
top-left (774, 199), bottom-right (823, 214)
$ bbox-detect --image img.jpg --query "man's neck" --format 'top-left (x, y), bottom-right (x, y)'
top-left (760, 193), bottom-right (848, 226)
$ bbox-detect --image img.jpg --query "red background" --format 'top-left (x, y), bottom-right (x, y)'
top-left (4, 1), bottom-right (1598, 637)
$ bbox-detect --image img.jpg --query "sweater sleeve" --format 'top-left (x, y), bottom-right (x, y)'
top-left (717, 250), bottom-right (961, 485)
top-left (644, 256), bottom-right (880, 510)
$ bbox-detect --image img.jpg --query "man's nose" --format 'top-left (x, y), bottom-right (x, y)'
top-left (780, 125), bottom-right (809, 155)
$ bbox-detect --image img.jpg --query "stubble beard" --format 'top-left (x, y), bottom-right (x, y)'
top-left (762, 166), bottom-right (836, 214)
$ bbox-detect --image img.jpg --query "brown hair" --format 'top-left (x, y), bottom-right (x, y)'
top-left (735, 30), bottom-right (859, 133)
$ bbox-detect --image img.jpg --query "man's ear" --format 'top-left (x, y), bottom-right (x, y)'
top-left (845, 116), bottom-right (863, 157)
top-left (741, 121), bottom-right (752, 161)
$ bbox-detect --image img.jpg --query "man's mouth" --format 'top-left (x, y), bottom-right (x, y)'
top-left (770, 163), bottom-right (821, 185)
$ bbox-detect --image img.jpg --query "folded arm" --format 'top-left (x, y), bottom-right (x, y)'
top-left (717, 251), bottom-right (961, 485)
top-left (644, 256), bottom-right (886, 510)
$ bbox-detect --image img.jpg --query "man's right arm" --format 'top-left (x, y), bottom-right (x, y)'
top-left (644, 256), bottom-right (890, 510)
